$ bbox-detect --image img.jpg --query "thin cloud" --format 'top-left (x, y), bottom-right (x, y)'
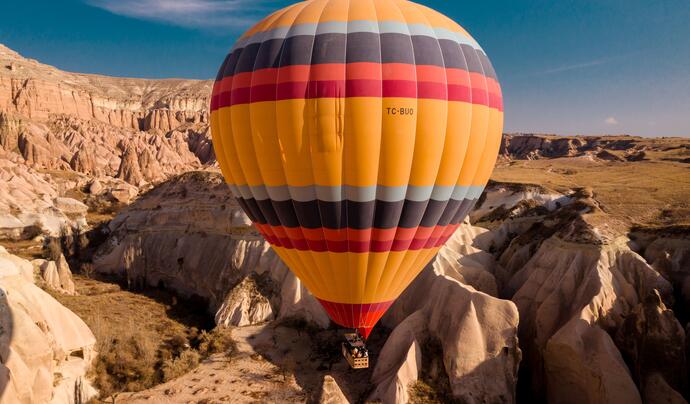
top-left (540, 59), bottom-right (611, 75)
top-left (605, 116), bottom-right (619, 125)
top-left (538, 52), bottom-right (639, 76)
top-left (86, 0), bottom-right (276, 28)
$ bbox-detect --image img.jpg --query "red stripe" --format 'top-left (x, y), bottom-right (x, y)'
top-left (254, 223), bottom-right (460, 253)
top-left (212, 79), bottom-right (501, 110)
top-left (211, 63), bottom-right (502, 112)
top-left (317, 298), bottom-right (394, 339)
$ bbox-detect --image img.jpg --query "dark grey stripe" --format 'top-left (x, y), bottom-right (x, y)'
top-left (218, 32), bottom-right (492, 78)
top-left (345, 32), bottom-right (381, 63)
top-left (461, 44), bottom-right (484, 75)
top-left (238, 196), bottom-right (479, 230)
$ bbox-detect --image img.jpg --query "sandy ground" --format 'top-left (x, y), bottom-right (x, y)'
top-left (118, 324), bottom-right (383, 403)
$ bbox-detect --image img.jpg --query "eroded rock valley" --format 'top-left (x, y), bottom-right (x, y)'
top-left (1, 43), bottom-right (689, 403)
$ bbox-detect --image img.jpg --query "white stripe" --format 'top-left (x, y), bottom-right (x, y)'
top-left (231, 184), bottom-right (486, 202)
top-left (232, 19), bottom-right (483, 53)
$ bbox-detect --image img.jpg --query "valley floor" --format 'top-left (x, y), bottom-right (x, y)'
top-left (118, 325), bottom-right (308, 403)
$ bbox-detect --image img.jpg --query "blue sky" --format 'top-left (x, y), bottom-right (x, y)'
top-left (1, 0), bottom-right (689, 137)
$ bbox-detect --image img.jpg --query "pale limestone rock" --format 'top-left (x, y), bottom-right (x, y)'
top-left (318, 375), bottom-right (350, 404)
top-left (0, 253), bottom-right (33, 284)
top-left (69, 149), bottom-right (101, 176)
top-left (94, 171), bottom-right (329, 328)
top-left (508, 236), bottom-right (672, 402)
top-left (0, 152), bottom-right (85, 237)
top-left (463, 181), bottom-right (690, 402)
top-left (544, 317), bottom-right (641, 404)
top-left (53, 197), bottom-right (88, 217)
top-left (375, 228), bottom-right (521, 404)
top-left (0, 44), bottom-right (209, 133)
top-left (39, 260), bottom-right (60, 290)
top-left (116, 144), bottom-right (146, 186)
top-left (215, 276), bottom-right (273, 327)
top-left (470, 182), bottom-right (573, 223)
top-left (0, 247), bottom-right (96, 404)
top-left (0, 43), bottom-right (214, 187)
top-left (0, 112), bottom-right (20, 151)
top-left (88, 178), bottom-right (104, 195)
top-left (35, 255), bottom-right (75, 295)
top-left (500, 134), bottom-right (651, 161)
top-left (370, 327), bottom-right (422, 404)
top-left (614, 290), bottom-right (687, 400)
top-left (435, 221), bottom-right (500, 296)
top-left (109, 183), bottom-right (139, 204)
top-left (642, 237), bottom-right (690, 304)
top-left (55, 255), bottom-right (75, 295)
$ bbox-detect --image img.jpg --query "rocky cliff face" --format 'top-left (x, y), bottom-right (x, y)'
top-left (473, 182), bottom-right (689, 403)
top-left (0, 44), bottom-right (210, 133)
top-left (372, 223), bottom-right (521, 404)
top-left (0, 246), bottom-right (97, 403)
top-left (0, 43), bottom-right (215, 240)
top-left (500, 133), bottom-right (685, 162)
top-left (93, 171), bottom-right (329, 328)
top-left (0, 43), bottom-right (214, 186)
top-left (0, 150), bottom-right (88, 238)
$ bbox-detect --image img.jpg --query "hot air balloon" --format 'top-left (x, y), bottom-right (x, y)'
top-left (210, 0), bottom-right (503, 349)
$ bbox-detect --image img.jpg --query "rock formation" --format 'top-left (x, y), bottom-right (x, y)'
top-left (473, 181), bottom-right (687, 403)
top-left (0, 44), bottom-right (210, 133)
top-left (317, 375), bottom-right (350, 404)
top-left (501, 133), bottom-right (687, 162)
top-left (0, 152), bottom-right (88, 238)
top-left (372, 223), bottom-right (521, 404)
top-left (614, 290), bottom-right (687, 402)
top-left (0, 246), bottom-right (96, 403)
top-left (0, 43), bottom-right (216, 241)
top-left (93, 171), bottom-right (330, 328)
top-left (633, 228), bottom-right (690, 307)
top-left (31, 254), bottom-right (76, 295)
top-left (215, 275), bottom-right (274, 327)
top-left (86, 164), bottom-right (690, 402)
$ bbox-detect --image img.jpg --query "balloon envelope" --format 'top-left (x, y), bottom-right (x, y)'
top-left (210, 0), bottom-right (503, 338)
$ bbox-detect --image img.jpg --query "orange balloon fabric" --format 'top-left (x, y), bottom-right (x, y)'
top-left (210, 0), bottom-right (503, 338)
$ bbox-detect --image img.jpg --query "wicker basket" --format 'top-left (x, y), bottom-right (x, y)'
top-left (342, 333), bottom-right (369, 369)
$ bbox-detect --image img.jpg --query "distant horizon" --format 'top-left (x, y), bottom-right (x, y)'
top-left (2, 0), bottom-right (689, 137)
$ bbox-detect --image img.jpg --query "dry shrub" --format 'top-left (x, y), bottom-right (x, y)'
top-left (62, 279), bottom-right (237, 399)
top-left (46, 236), bottom-right (63, 261)
top-left (196, 327), bottom-right (237, 357)
top-left (91, 333), bottom-right (158, 397)
top-left (80, 262), bottom-right (96, 278)
top-left (88, 317), bottom-right (191, 398)
top-left (161, 350), bottom-right (200, 381)
top-left (88, 316), bottom-right (237, 399)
